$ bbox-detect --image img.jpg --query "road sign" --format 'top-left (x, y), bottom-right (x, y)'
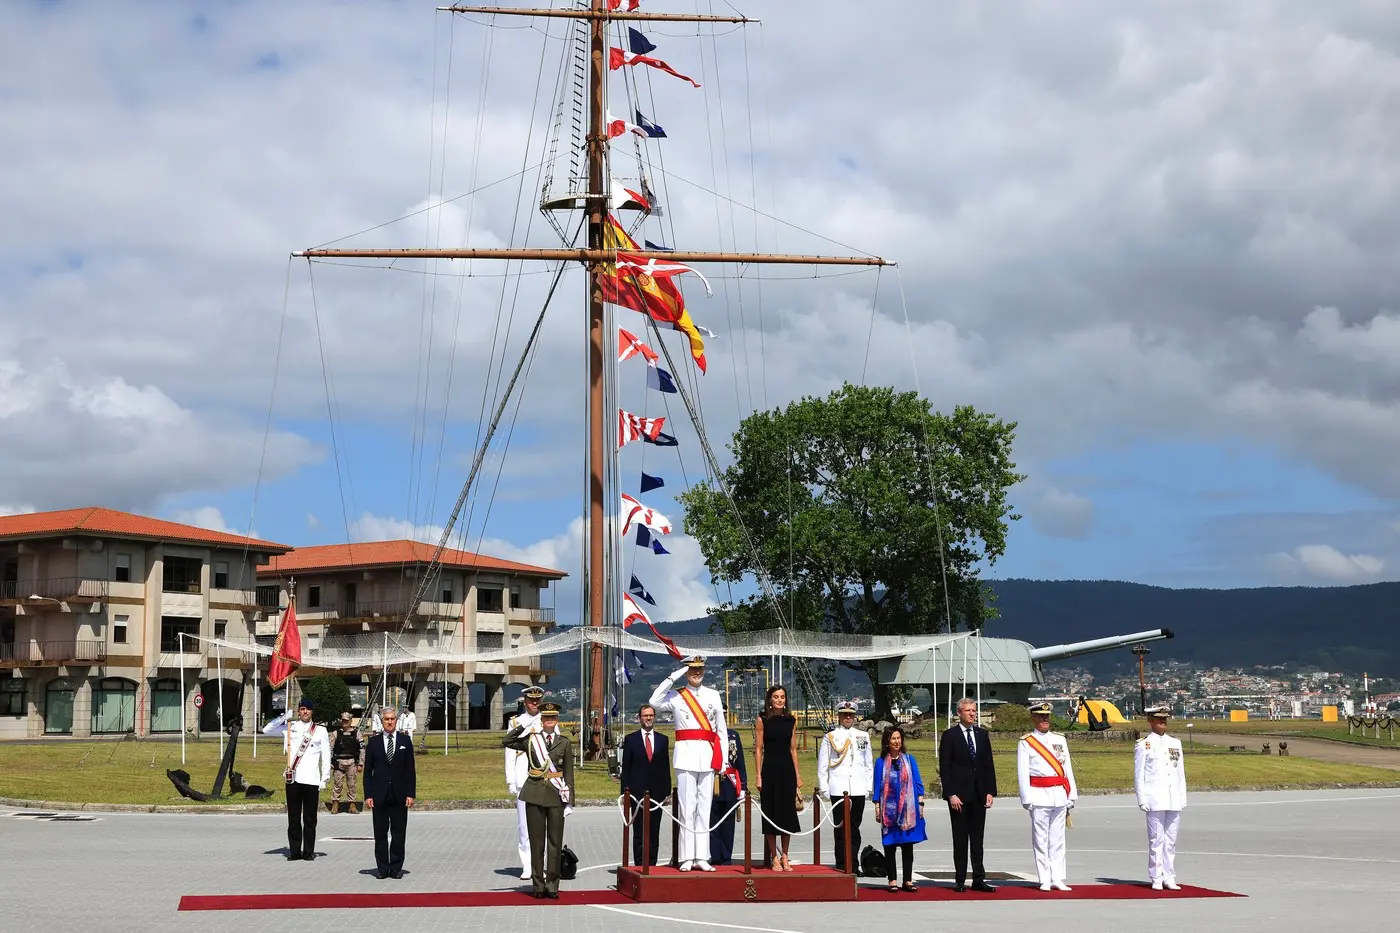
top-left (194, 695), bottom-right (204, 709)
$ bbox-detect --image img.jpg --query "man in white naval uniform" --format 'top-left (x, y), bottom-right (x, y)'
top-left (817, 703), bottom-right (874, 872)
top-left (650, 655), bottom-right (727, 871)
top-left (504, 686), bottom-right (545, 881)
top-left (1135, 706), bottom-right (1187, 890)
top-left (1017, 702), bottom-right (1079, 891)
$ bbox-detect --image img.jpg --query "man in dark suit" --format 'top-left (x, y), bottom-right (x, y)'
top-left (620, 703), bottom-right (671, 866)
top-left (363, 706), bottom-right (417, 880)
top-left (503, 701), bottom-right (575, 899)
top-left (939, 697), bottom-right (998, 892)
top-left (709, 728), bottom-right (747, 865)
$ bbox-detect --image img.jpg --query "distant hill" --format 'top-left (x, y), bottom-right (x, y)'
top-left (534, 579), bottom-right (1400, 700)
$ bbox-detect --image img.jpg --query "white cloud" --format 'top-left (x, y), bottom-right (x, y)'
top-left (1268, 544), bottom-right (1385, 583)
top-left (1023, 485), bottom-right (1095, 540)
top-left (350, 513), bottom-right (446, 545)
top-left (0, 504), bottom-right (36, 518)
top-left (167, 506), bottom-right (255, 538)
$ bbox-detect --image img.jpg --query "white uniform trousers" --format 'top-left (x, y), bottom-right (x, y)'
top-left (675, 769), bottom-right (714, 864)
top-left (1145, 809), bottom-right (1181, 882)
top-left (1029, 805), bottom-right (1068, 884)
top-left (515, 797), bottom-right (532, 878)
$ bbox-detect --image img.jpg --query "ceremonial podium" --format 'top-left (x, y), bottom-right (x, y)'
top-left (616, 791), bottom-right (860, 903)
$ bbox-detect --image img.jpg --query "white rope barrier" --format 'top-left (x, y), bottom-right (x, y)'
top-left (614, 792), bottom-right (840, 838)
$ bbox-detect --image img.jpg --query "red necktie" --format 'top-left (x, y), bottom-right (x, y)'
top-left (645, 731), bottom-right (653, 761)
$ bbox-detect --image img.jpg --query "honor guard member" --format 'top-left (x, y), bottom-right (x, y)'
top-left (1017, 702), bottom-right (1078, 891)
top-left (505, 686), bottom-right (546, 882)
top-left (650, 655), bottom-right (728, 871)
top-left (817, 703), bottom-right (874, 872)
top-left (283, 698), bottom-right (332, 861)
top-left (710, 729), bottom-right (747, 865)
top-left (1135, 706), bottom-right (1187, 890)
top-left (502, 701), bottom-right (574, 899)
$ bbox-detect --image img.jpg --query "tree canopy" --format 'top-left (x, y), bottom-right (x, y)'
top-left (679, 383), bottom-right (1023, 714)
top-left (300, 675), bottom-right (352, 727)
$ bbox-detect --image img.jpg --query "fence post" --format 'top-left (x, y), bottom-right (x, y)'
top-left (843, 792), bottom-right (853, 874)
top-left (743, 789), bottom-right (752, 875)
top-left (621, 790), bottom-right (632, 869)
top-left (670, 793), bottom-right (681, 868)
top-left (812, 791), bottom-right (821, 867)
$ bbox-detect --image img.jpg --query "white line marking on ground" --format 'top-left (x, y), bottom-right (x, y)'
top-left (1087, 793), bottom-right (1400, 809)
top-left (982, 847), bottom-right (1400, 865)
top-left (574, 862), bottom-right (614, 873)
top-left (588, 904), bottom-right (804, 933)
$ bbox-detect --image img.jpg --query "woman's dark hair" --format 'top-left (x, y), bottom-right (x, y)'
top-left (880, 725), bottom-right (907, 758)
top-left (760, 683), bottom-right (794, 720)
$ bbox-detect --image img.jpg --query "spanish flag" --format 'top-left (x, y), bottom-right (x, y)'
top-left (600, 214), bottom-right (708, 373)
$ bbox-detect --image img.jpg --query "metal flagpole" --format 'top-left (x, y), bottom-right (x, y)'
top-left (217, 639), bottom-right (225, 760)
top-left (179, 632), bottom-right (186, 765)
top-left (975, 630), bottom-right (982, 717)
top-left (962, 633), bottom-right (968, 706)
top-left (253, 634), bottom-right (259, 759)
top-left (946, 642), bottom-right (954, 731)
top-left (443, 646), bottom-right (449, 756)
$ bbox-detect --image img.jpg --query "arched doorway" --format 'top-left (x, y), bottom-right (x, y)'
top-left (45, 678), bottom-right (75, 734)
top-left (92, 677), bottom-right (137, 734)
top-left (198, 678), bottom-right (241, 733)
top-left (150, 678), bottom-right (182, 733)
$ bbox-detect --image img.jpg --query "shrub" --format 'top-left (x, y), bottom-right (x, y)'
top-left (299, 675), bottom-right (351, 727)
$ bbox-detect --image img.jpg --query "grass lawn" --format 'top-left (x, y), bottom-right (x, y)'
top-left (1, 727), bottom-right (1395, 807)
top-left (1121, 718), bottom-right (1400, 749)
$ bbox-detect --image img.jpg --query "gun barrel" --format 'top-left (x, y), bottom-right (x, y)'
top-left (1029, 628), bottom-right (1173, 664)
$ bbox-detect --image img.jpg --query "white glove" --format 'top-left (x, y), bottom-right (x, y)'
top-left (508, 783), bottom-right (519, 796)
top-left (564, 806), bottom-right (574, 818)
top-left (1068, 801), bottom-right (1076, 810)
top-left (671, 667), bottom-right (689, 681)
top-left (1022, 803), bottom-right (1031, 811)
top-left (1139, 804), bottom-right (1149, 812)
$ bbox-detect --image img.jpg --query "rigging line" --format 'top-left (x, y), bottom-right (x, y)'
top-left (233, 258), bottom-right (296, 592)
top-left (859, 265), bottom-right (885, 384)
top-left (306, 260), bottom-right (555, 277)
top-left (895, 265), bottom-right (956, 638)
top-left (305, 260), bottom-right (356, 554)
top-left (425, 10), bottom-right (501, 525)
top-left (741, 20), bottom-right (767, 412)
top-left (307, 160), bottom-right (551, 250)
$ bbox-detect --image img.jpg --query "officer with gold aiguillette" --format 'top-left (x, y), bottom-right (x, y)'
top-left (504, 685), bottom-right (545, 882)
top-left (817, 702), bottom-right (874, 872)
top-left (1017, 702), bottom-right (1078, 891)
top-left (502, 700), bottom-right (574, 899)
top-left (1135, 705), bottom-right (1187, 890)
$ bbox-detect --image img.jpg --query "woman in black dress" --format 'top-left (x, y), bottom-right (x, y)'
top-left (755, 684), bottom-right (802, 871)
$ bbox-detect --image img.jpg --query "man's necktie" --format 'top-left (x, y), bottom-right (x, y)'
top-left (966, 728), bottom-right (976, 760)
top-left (645, 731), bottom-right (653, 761)
top-left (388, 733), bottom-right (396, 760)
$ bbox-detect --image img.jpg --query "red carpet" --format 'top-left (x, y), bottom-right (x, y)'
top-left (179, 882), bottom-right (1242, 911)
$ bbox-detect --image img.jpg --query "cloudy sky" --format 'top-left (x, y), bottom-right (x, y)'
top-left (4, 1), bottom-right (1400, 624)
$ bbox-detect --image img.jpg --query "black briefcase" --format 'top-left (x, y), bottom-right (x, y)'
top-left (859, 844), bottom-right (887, 878)
top-left (559, 844), bottom-right (579, 880)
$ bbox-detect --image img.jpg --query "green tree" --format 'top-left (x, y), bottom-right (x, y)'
top-left (300, 675), bottom-right (351, 727)
top-left (680, 383), bottom-right (1023, 716)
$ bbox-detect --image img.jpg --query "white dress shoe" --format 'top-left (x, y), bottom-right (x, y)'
top-left (1151, 881), bottom-right (1163, 891)
top-left (1052, 881), bottom-right (1072, 891)
top-left (1164, 881), bottom-right (1181, 891)
top-left (679, 861), bottom-right (693, 872)
top-left (1039, 883), bottom-right (1052, 892)
top-left (696, 860), bottom-right (715, 872)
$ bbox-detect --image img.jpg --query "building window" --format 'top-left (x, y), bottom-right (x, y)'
top-left (0, 680), bottom-right (24, 716)
top-left (256, 585), bottom-right (280, 609)
top-left (160, 617), bottom-right (200, 653)
top-left (114, 553), bottom-right (131, 583)
top-left (92, 677), bottom-right (137, 734)
top-left (162, 556), bottom-right (202, 594)
top-left (113, 614), bottom-right (129, 644)
top-left (511, 585), bottom-right (521, 609)
top-left (308, 585), bottom-right (321, 608)
top-left (213, 561), bottom-right (229, 589)
top-left (441, 586), bottom-right (453, 604)
top-left (45, 679), bottom-right (74, 734)
top-left (213, 619), bottom-right (227, 639)
top-left (477, 588), bottom-right (503, 613)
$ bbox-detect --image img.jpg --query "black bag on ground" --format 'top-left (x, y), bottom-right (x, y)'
top-left (859, 844), bottom-right (886, 878)
top-left (559, 844), bottom-right (579, 880)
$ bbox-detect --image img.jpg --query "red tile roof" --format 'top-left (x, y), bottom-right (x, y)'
top-left (261, 540), bottom-right (566, 579)
top-left (0, 507), bottom-right (290, 551)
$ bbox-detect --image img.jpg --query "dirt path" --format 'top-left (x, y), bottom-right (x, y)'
top-left (1187, 732), bottom-right (1400, 771)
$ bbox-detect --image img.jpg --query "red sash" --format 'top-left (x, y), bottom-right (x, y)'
top-left (676, 688), bottom-right (722, 771)
top-left (1025, 734), bottom-right (1070, 792)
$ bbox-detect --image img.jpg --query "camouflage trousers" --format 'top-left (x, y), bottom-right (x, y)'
top-left (331, 760), bottom-right (359, 802)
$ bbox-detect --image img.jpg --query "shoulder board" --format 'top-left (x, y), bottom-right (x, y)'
top-left (1021, 733), bottom-right (1033, 740)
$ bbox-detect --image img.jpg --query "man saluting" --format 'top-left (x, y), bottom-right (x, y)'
top-left (650, 655), bottom-right (727, 872)
top-left (504, 685), bottom-right (545, 882)
top-left (503, 701), bottom-right (574, 899)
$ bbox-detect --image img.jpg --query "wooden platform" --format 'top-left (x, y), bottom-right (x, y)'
top-left (615, 864), bottom-right (858, 903)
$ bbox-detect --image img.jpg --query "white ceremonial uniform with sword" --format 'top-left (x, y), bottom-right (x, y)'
top-left (1017, 728), bottom-right (1079, 890)
top-left (1134, 728), bottom-right (1187, 888)
top-left (651, 661), bottom-right (728, 871)
top-left (505, 707), bottom-right (542, 880)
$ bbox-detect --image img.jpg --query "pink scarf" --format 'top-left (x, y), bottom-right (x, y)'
top-left (879, 753), bottom-right (917, 831)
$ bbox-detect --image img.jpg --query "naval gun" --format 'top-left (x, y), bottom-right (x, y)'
top-left (877, 628), bottom-right (1174, 710)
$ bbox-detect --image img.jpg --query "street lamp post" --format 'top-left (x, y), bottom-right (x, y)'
top-left (1131, 643), bottom-right (1151, 715)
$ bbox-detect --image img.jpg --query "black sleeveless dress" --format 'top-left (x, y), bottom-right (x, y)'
top-left (759, 714), bottom-right (801, 835)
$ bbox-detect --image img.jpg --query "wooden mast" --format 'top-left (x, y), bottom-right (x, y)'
top-left (296, 3), bottom-right (892, 762)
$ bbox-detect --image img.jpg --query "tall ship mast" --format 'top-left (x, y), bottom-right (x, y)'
top-left (294, 1), bottom-right (890, 757)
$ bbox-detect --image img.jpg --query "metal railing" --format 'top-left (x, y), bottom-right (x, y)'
top-left (0, 640), bottom-right (107, 664)
top-left (508, 607), bottom-right (556, 624)
top-left (161, 581), bottom-right (202, 595)
top-left (339, 599), bottom-right (464, 621)
top-left (0, 577), bottom-right (109, 601)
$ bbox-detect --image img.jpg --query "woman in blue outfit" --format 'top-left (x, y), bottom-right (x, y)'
top-left (873, 725), bottom-right (927, 892)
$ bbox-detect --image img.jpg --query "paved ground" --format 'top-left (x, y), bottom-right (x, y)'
top-left (6, 788), bottom-right (1398, 932)
top-left (1186, 732), bottom-right (1400, 770)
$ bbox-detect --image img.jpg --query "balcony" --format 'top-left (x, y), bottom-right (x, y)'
top-left (209, 588), bottom-right (260, 611)
top-left (508, 664), bottom-right (556, 679)
top-left (0, 640), bottom-right (107, 667)
top-left (337, 599), bottom-right (464, 629)
top-left (507, 607), bottom-right (556, 628)
top-left (0, 577), bottom-right (109, 606)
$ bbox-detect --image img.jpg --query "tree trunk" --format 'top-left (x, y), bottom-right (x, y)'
top-left (866, 661), bottom-right (894, 719)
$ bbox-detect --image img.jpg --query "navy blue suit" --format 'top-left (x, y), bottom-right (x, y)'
top-left (710, 731), bottom-right (748, 865)
top-left (363, 730), bottom-right (416, 874)
top-left (621, 728), bottom-right (671, 866)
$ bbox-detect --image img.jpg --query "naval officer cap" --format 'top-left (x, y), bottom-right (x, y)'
top-left (521, 686), bottom-right (545, 699)
top-left (539, 701), bottom-right (561, 718)
top-left (1028, 702), bottom-right (1053, 716)
top-left (683, 655), bottom-right (707, 669)
top-left (297, 698), bottom-right (314, 710)
top-left (1145, 705), bottom-right (1172, 719)
top-left (836, 703), bottom-right (858, 715)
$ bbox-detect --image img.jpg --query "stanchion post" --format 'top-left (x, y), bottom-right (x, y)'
top-left (842, 793), bottom-right (853, 875)
top-left (812, 791), bottom-right (821, 866)
top-left (641, 791), bottom-right (651, 876)
top-left (670, 793), bottom-right (681, 868)
top-left (622, 790), bottom-right (632, 869)
top-left (743, 790), bottom-right (752, 875)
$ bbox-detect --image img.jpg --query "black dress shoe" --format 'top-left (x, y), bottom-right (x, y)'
top-left (953, 884), bottom-right (966, 892)
top-left (303, 853), bottom-right (316, 862)
top-left (375, 870), bottom-right (388, 880)
top-left (285, 853), bottom-right (301, 861)
top-left (971, 881), bottom-right (996, 893)
top-left (390, 870), bottom-right (403, 879)
top-left (545, 892), bottom-right (559, 899)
